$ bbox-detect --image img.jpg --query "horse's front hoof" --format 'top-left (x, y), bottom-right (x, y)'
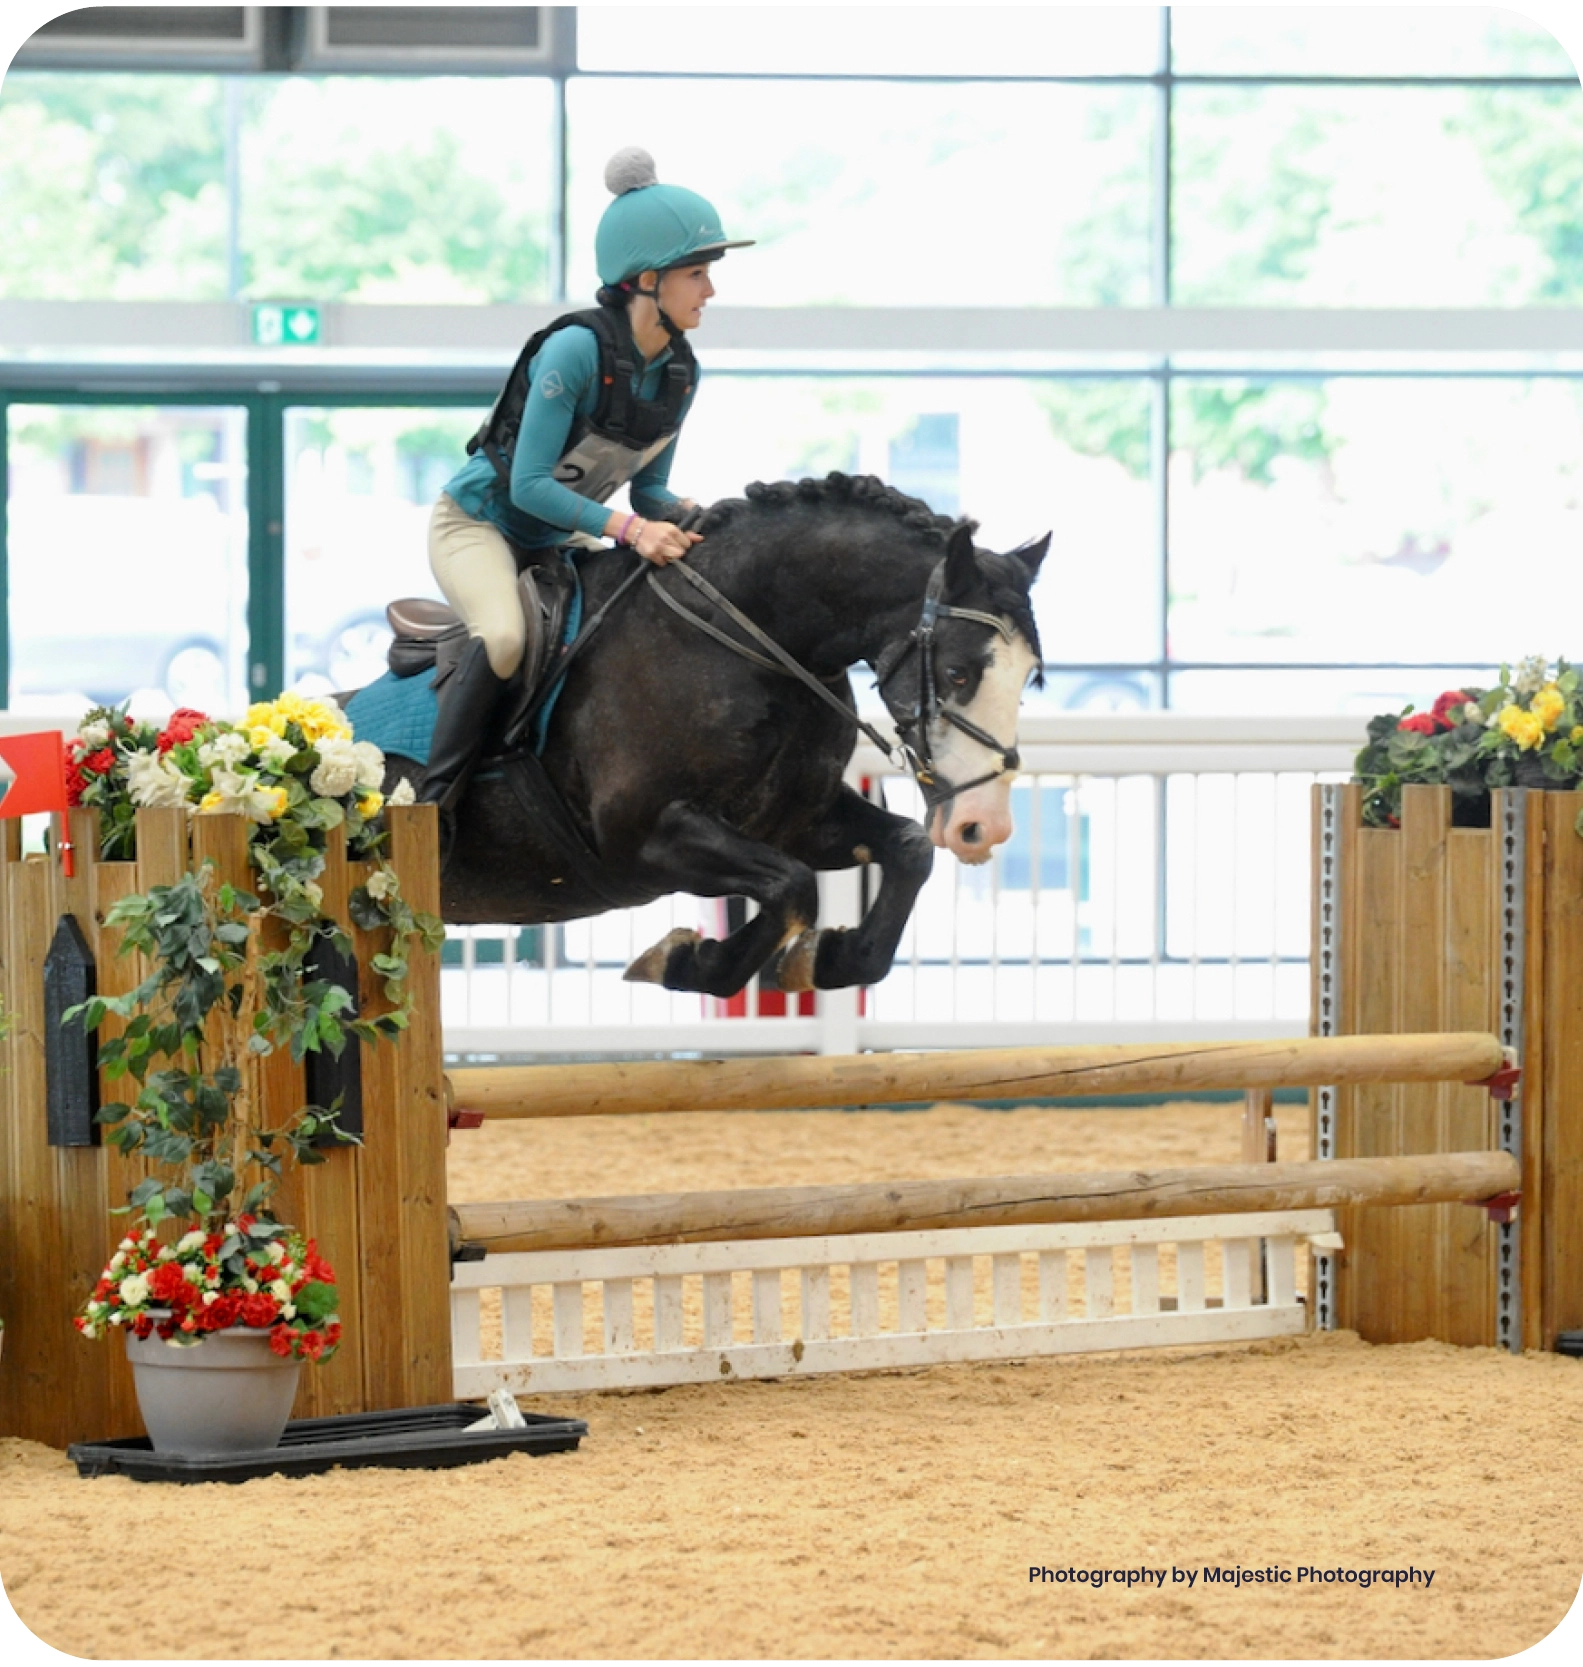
top-left (775, 929), bottom-right (825, 992)
top-left (624, 928), bottom-right (702, 985)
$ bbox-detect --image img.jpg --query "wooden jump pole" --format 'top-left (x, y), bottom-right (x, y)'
top-left (445, 1032), bottom-right (1508, 1121)
top-left (448, 1149), bottom-right (1519, 1255)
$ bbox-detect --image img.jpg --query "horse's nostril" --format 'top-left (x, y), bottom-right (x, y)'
top-left (960, 823), bottom-right (982, 845)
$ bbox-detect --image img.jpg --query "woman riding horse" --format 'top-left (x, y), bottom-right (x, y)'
top-left (419, 146), bottom-right (754, 843)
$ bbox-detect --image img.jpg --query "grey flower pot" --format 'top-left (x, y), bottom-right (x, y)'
top-left (124, 1324), bottom-right (303, 1457)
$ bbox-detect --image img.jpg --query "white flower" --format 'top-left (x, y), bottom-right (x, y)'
top-left (118, 1273), bottom-right (150, 1306)
top-left (256, 734), bottom-right (297, 771)
top-left (281, 1303), bottom-right (297, 1320)
top-left (265, 1242), bottom-right (286, 1265)
top-left (388, 777), bottom-right (417, 807)
top-left (301, 880), bottom-right (324, 910)
top-left (198, 731), bottom-right (252, 770)
top-left (177, 1229), bottom-right (206, 1253)
top-left (1513, 655), bottom-right (1550, 698)
top-left (117, 1237), bottom-right (137, 1252)
top-left (78, 720), bottom-right (111, 749)
top-left (242, 1277), bottom-right (259, 1294)
top-left (200, 766), bottom-right (288, 824)
top-left (202, 1290), bottom-right (218, 1305)
top-left (352, 740), bottom-right (386, 791)
top-left (310, 737), bottom-right (360, 798)
top-left (126, 748), bottom-right (193, 810)
top-left (270, 1278), bottom-right (293, 1303)
top-left (183, 1263), bottom-right (203, 1284)
top-left (366, 869), bottom-right (397, 902)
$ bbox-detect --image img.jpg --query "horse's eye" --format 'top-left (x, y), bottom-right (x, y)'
top-left (944, 665), bottom-right (970, 690)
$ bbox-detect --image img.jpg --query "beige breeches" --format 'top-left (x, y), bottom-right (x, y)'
top-left (427, 492), bottom-right (528, 679)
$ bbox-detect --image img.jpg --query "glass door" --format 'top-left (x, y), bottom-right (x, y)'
top-left (6, 402), bottom-right (250, 714)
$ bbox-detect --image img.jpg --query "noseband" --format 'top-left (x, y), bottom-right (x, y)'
top-left (647, 556), bottom-right (1023, 817)
top-left (873, 559), bottom-right (1023, 816)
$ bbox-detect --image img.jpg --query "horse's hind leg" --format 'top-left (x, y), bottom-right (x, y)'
top-left (771, 786), bottom-right (935, 991)
top-left (622, 803), bottom-right (821, 997)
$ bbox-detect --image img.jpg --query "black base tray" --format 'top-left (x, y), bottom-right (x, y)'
top-left (67, 1402), bottom-right (587, 1484)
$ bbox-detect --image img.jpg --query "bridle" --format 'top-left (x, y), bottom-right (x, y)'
top-left (647, 555), bottom-right (1024, 817)
top-left (871, 559), bottom-right (1023, 815)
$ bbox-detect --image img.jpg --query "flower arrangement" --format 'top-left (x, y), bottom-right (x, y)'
top-left (66, 693), bottom-right (413, 865)
top-left (65, 692), bottom-right (444, 1362)
top-left (1354, 656), bottom-right (1583, 829)
top-left (76, 1219), bottom-right (341, 1362)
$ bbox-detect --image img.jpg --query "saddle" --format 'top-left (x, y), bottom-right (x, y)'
top-left (384, 555), bottom-right (576, 752)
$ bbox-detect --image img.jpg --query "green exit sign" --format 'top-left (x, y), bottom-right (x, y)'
top-left (251, 303), bottom-right (322, 346)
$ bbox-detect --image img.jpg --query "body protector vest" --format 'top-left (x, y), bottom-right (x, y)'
top-left (467, 308), bottom-right (696, 507)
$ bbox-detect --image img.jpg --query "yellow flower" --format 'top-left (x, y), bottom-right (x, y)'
top-left (1499, 705), bottom-right (1545, 751)
top-left (303, 706), bottom-right (353, 745)
top-left (197, 790), bottom-right (224, 813)
top-left (1532, 685), bottom-right (1565, 732)
top-left (356, 789), bottom-right (384, 818)
top-left (247, 723), bottom-right (283, 752)
top-left (1571, 726), bottom-right (1583, 745)
top-left (244, 701), bottom-right (288, 738)
top-left (272, 691), bottom-right (352, 745)
top-left (260, 786), bottom-right (289, 821)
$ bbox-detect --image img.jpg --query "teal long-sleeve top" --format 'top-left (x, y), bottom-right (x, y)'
top-left (443, 322), bottom-right (697, 550)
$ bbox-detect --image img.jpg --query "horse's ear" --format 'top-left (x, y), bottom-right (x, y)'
top-left (943, 522), bottom-right (978, 595)
top-left (1013, 533), bottom-right (1051, 583)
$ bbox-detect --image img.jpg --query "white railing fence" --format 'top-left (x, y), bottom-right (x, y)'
top-left (440, 715), bottom-right (1359, 1058)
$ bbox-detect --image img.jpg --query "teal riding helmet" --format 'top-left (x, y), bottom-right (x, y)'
top-left (595, 146), bottom-right (754, 286)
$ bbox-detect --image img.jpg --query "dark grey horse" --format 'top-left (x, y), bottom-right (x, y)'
top-left (383, 473), bottom-right (1047, 998)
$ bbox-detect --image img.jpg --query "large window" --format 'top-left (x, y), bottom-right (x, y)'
top-left (5, 402), bottom-right (250, 713)
top-left (1, 6), bottom-right (1580, 714)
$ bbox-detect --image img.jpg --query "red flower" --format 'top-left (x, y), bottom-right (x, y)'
top-left (1430, 690), bottom-right (1474, 731)
top-left (206, 1292), bottom-right (243, 1329)
top-left (299, 1330), bottom-right (325, 1361)
top-left (149, 1262), bottom-right (190, 1306)
top-left (132, 1315), bottom-right (155, 1340)
top-left (240, 1292), bottom-right (281, 1329)
top-left (1397, 712), bottom-right (1438, 735)
top-left (83, 747), bottom-right (116, 776)
top-left (268, 1325), bottom-right (296, 1358)
top-left (158, 709), bottom-right (209, 752)
top-left (65, 761), bottom-right (89, 806)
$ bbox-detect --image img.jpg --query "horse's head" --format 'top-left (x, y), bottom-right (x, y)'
top-left (879, 522), bottom-right (1049, 864)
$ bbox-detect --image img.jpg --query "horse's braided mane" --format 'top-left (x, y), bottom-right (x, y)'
top-left (697, 471), bottom-right (974, 542)
top-left (698, 471), bottom-right (1042, 667)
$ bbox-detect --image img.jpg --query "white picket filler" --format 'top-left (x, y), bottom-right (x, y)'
top-left (449, 1209), bottom-right (1339, 1396)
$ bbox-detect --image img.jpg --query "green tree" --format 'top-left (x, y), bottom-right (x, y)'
top-left (1036, 380), bottom-right (1332, 484)
top-left (1454, 87), bottom-right (1583, 302)
top-left (0, 74), bottom-right (226, 299)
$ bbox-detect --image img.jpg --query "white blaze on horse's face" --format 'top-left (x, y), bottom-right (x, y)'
top-left (927, 630), bottom-right (1039, 864)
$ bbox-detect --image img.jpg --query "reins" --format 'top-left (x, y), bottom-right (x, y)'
top-left (649, 555), bottom-right (1023, 814)
top-left (649, 561), bottom-right (908, 765)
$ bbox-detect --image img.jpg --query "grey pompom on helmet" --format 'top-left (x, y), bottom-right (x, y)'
top-left (604, 146), bottom-right (660, 196)
top-left (595, 148), bottom-right (754, 286)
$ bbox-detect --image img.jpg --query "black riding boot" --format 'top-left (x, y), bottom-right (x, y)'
top-left (418, 635), bottom-right (510, 863)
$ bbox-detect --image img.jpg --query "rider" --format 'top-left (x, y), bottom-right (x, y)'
top-left (419, 145), bottom-right (753, 836)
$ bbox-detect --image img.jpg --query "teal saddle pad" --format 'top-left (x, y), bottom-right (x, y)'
top-left (344, 672), bottom-right (439, 767)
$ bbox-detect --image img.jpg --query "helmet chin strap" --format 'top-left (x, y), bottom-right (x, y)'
top-left (628, 276), bottom-right (686, 344)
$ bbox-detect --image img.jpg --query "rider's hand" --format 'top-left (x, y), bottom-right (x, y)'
top-left (633, 517), bottom-right (702, 566)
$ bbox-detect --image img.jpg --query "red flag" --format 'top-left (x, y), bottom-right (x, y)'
top-left (0, 730), bottom-right (70, 818)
